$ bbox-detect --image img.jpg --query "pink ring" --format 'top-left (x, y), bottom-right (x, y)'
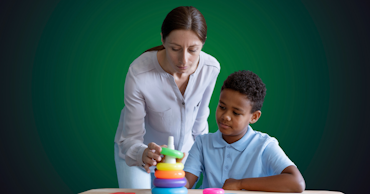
top-left (203, 188), bottom-right (224, 194)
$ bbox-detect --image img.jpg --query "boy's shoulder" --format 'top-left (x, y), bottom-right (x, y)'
top-left (192, 131), bottom-right (220, 149)
top-left (193, 128), bottom-right (279, 151)
top-left (252, 130), bottom-right (277, 142)
top-left (194, 131), bottom-right (217, 143)
top-left (249, 130), bottom-right (279, 149)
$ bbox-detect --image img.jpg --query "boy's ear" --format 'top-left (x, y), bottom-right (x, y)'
top-left (249, 110), bottom-right (261, 124)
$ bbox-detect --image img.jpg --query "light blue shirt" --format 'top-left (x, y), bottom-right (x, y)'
top-left (184, 125), bottom-right (295, 188)
top-left (114, 51), bottom-right (220, 167)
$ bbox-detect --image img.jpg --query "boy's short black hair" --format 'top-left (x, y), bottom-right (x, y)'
top-left (221, 70), bottom-right (266, 113)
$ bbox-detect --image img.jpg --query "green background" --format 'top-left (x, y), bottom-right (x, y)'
top-left (1, 0), bottom-right (369, 194)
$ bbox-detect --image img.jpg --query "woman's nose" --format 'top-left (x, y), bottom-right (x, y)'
top-left (179, 51), bottom-right (188, 65)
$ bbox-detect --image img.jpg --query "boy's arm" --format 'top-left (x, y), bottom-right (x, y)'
top-left (183, 135), bottom-right (205, 189)
top-left (172, 153), bottom-right (199, 189)
top-left (223, 165), bottom-right (305, 192)
top-left (184, 172), bottom-right (198, 189)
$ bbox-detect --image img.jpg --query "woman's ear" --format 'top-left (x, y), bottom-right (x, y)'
top-left (249, 110), bottom-right (261, 124)
top-left (160, 32), bottom-right (165, 47)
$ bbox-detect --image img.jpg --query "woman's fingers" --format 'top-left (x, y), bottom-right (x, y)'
top-left (147, 149), bottom-right (161, 162)
top-left (144, 163), bottom-right (151, 173)
top-left (148, 142), bottom-right (162, 154)
top-left (144, 154), bottom-right (157, 166)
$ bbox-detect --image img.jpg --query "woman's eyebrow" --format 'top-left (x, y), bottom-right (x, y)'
top-left (169, 43), bottom-right (181, 46)
top-left (169, 43), bottom-right (200, 47)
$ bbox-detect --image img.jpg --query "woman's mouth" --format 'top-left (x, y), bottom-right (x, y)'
top-left (177, 65), bottom-right (187, 70)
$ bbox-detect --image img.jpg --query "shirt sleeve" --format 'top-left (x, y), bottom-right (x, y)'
top-left (192, 68), bottom-right (220, 140)
top-left (184, 135), bottom-right (204, 177)
top-left (115, 68), bottom-right (147, 167)
top-left (262, 141), bottom-right (296, 175)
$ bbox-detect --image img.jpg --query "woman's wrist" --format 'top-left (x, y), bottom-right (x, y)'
top-left (138, 145), bottom-right (149, 166)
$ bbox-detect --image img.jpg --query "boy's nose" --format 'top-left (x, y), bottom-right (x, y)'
top-left (223, 114), bottom-right (231, 121)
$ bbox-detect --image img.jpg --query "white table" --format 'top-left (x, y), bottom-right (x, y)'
top-left (80, 188), bottom-right (343, 194)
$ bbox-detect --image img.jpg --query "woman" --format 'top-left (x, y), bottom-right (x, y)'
top-left (114, 6), bottom-right (220, 188)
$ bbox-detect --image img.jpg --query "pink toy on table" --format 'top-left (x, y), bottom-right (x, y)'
top-left (203, 188), bottom-right (224, 194)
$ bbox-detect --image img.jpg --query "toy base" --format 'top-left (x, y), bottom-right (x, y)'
top-left (152, 187), bottom-right (187, 194)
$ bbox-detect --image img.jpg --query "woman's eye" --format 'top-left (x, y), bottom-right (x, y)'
top-left (189, 49), bottom-right (197, 53)
top-left (172, 48), bottom-right (180, 51)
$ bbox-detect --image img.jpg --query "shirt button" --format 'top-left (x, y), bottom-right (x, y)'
top-left (182, 102), bottom-right (185, 105)
top-left (225, 165), bottom-right (229, 169)
top-left (227, 154), bottom-right (231, 158)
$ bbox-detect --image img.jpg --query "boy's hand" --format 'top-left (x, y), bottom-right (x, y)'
top-left (222, 178), bottom-right (241, 190)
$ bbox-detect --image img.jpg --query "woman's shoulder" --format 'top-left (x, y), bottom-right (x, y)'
top-left (200, 51), bottom-right (220, 71)
top-left (128, 51), bottom-right (157, 76)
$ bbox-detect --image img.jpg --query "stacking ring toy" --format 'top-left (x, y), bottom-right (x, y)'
top-left (161, 147), bottom-right (184, 159)
top-left (157, 162), bottom-right (184, 171)
top-left (155, 170), bottom-right (185, 179)
top-left (153, 178), bottom-right (187, 188)
top-left (203, 188), bottom-right (224, 194)
top-left (152, 187), bottom-right (187, 194)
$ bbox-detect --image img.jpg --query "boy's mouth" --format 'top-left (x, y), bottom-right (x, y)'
top-left (218, 122), bottom-right (230, 129)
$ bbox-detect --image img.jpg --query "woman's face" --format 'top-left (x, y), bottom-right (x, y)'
top-left (162, 29), bottom-right (203, 74)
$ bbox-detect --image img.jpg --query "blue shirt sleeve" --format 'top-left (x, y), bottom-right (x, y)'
top-left (262, 141), bottom-right (295, 175)
top-left (183, 135), bottom-right (204, 178)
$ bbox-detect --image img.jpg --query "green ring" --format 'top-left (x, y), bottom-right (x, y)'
top-left (161, 147), bottom-right (184, 159)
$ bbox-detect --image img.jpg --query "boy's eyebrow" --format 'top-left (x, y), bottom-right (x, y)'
top-left (232, 106), bottom-right (244, 112)
top-left (219, 101), bottom-right (245, 112)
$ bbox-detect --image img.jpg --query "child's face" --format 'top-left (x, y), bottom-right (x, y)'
top-left (216, 88), bottom-right (261, 144)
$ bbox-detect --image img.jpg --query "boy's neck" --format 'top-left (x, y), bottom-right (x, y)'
top-left (221, 128), bottom-right (249, 144)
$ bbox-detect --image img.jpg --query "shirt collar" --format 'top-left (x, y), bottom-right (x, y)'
top-left (212, 125), bottom-right (255, 152)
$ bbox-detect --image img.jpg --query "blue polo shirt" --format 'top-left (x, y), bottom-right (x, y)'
top-left (184, 125), bottom-right (295, 188)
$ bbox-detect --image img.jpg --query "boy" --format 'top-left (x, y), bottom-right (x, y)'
top-left (183, 70), bottom-right (305, 192)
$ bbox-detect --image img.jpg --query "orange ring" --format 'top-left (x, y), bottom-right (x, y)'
top-left (154, 170), bottom-right (185, 179)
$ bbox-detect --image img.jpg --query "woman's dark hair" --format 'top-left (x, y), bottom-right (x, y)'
top-left (221, 70), bottom-right (267, 113)
top-left (144, 6), bottom-right (207, 53)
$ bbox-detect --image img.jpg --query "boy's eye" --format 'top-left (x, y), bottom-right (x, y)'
top-left (218, 105), bottom-right (226, 110)
top-left (233, 112), bottom-right (241, 116)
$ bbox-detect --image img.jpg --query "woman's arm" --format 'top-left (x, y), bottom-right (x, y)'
top-left (116, 68), bottom-right (153, 168)
top-left (223, 165), bottom-right (305, 192)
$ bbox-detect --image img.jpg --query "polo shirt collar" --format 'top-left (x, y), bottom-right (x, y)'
top-left (213, 125), bottom-right (255, 152)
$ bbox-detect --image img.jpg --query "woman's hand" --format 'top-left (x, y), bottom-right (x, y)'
top-left (222, 178), bottom-right (241, 190)
top-left (159, 152), bottom-right (186, 164)
top-left (142, 142), bottom-right (166, 173)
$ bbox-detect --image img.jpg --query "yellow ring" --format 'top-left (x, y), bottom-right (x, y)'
top-left (157, 163), bottom-right (184, 171)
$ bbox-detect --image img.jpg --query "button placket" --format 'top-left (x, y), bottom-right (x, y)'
top-left (223, 146), bottom-right (232, 181)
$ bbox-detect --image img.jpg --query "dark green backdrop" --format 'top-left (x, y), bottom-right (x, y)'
top-left (1, 0), bottom-right (369, 194)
